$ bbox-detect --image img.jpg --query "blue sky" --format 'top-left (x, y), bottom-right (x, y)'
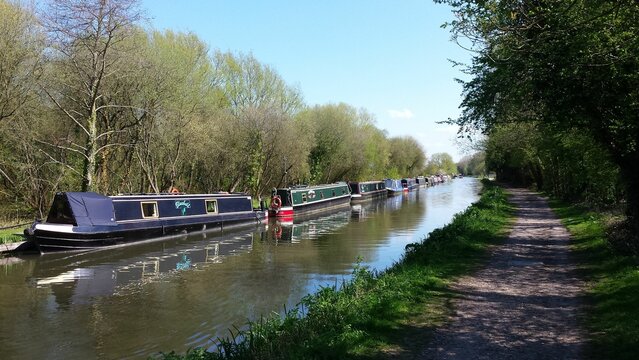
top-left (141, 0), bottom-right (471, 161)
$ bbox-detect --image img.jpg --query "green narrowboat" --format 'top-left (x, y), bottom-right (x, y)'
top-left (269, 182), bottom-right (351, 218)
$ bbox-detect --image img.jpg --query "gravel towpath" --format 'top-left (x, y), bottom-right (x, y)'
top-left (420, 188), bottom-right (587, 360)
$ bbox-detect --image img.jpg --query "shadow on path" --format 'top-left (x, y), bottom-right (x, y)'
top-left (417, 188), bottom-right (587, 360)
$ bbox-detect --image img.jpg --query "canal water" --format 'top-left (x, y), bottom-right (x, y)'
top-left (0, 178), bottom-right (480, 359)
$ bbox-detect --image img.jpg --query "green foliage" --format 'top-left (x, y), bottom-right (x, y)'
top-left (387, 136), bottom-right (427, 178)
top-left (456, 152), bottom-right (485, 176)
top-left (424, 152), bottom-right (456, 175)
top-left (298, 104), bottom-right (411, 184)
top-left (550, 201), bottom-right (639, 360)
top-left (160, 181), bottom-right (513, 359)
top-left (0, 0), bottom-right (420, 218)
top-left (485, 123), bottom-right (622, 209)
top-left (439, 0), bottom-right (639, 233)
top-left (0, 226), bottom-right (24, 244)
top-left (0, 0), bottom-right (43, 123)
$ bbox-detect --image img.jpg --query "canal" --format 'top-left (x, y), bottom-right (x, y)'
top-left (0, 177), bottom-right (480, 359)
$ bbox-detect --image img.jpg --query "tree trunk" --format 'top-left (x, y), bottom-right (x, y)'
top-left (81, 106), bottom-right (99, 192)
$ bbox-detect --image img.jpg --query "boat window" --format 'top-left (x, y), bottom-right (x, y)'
top-left (320, 192), bottom-right (324, 199)
top-left (332, 190), bottom-right (336, 197)
top-left (141, 202), bottom-right (159, 218)
top-left (302, 193), bottom-right (307, 203)
top-left (342, 188), bottom-right (346, 194)
top-left (205, 199), bottom-right (218, 214)
top-left (46, 194), bottom-right (76, 225)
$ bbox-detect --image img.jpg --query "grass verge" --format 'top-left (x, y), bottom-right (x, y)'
top-left (549, 201), bottom-right (639, 360)
top-left (0, 227), bottom-right (25, 244)
top-left (160, 180), bottom-right (513, 360)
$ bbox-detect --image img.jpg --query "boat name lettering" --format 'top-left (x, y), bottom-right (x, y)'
top-left (175, 200), bottom-right (191, 216)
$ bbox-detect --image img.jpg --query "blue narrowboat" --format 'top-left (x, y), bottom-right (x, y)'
top-left (349, 180), bottom-right (387, 203)
top-left (25, 192), bottom-right (266, 252)
top-left (401, 178), bottom-right (419, 191)
top-left (385, 179), bottom-right (404, 196)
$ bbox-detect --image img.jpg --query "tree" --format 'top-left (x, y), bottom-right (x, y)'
top-left (0, 0), bottom-right (43, 123)
top-left (41, 0), bottom-right (142, 191)
top-left (457, 152), bottom-right (485, 176)
top-left (298, 103), bottom-right (391, 184)
top-left (425, 152), bottom-right (456, 175)
top-left (213, 51), bottom-right (305, 195)
top-left (439, 0), bottom-right (639, 232)
top-left (388, 136), bottom-right (426, 178)
top-left (0, 1), bottom-right (58, 217)
top-left (129, 30), bottom-right (216, 193)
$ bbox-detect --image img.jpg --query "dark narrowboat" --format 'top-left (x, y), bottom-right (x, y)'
top-left (385, 179), bottom-right (403, 196)
top-left (269, 182), bottom-right (351, 218)
top-left (25, 192), bottom-right (266, 252)
top-left (401, 178), bottom-right (419, 191)
top-left (349, 180), bottom-right (387, 203)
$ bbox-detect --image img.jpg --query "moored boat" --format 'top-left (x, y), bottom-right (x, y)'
top-left (401, 178), bottom-right (419, 191)
top-left (349, 180), bottom-right (387, 203)
top-left (385, 179), bottom-right (403, 196)
top-left (25, 191), bottom-right (266, 252)
top-left (416, 176), bottom-right (428, 187)
top-left (269, 182), bottom-right (351, 218)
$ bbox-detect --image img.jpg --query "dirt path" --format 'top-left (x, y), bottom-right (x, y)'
top-left (419, 188), bottom-right (587, 360)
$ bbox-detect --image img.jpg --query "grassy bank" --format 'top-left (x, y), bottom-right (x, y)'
top-left (162, 181), bottom-right (513, 359)
top-left (0, 226), bottom-right (26, 245)
top-left (549, 202), bottom-right (639, 360)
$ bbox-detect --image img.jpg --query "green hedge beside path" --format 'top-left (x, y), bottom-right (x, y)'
top-left (160, 180), bottom-right (513, 360)
top-left (550, 201), bottom-right (639, 360)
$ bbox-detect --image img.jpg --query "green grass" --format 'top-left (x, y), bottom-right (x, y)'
top-left (549, 201), bottom-right (639, 360)
top-left (160, 180), bottom-right (514, 359)
top-left (0, 226), bottom-right (25, 244)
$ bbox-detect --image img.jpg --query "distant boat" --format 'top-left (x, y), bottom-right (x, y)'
top-left (25, 192), bottom-right (266, 252)
top-left (349, 180), bottom-right (387, 203)
top-left (401, 178), bottom-right (419, 191)
top-left (269, 182), bottom-right (351, 218)
top-left (416, 176), bottom-right (428, 187)
top-left (385, 179), bottom-right (403, 196)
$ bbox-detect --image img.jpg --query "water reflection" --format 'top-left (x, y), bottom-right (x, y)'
top-left (22, 230), bottom-right (258, 307)
top-left (267, 209), bottom-right (351, 244)
top-left (0, 178), bottom-right (480, 359)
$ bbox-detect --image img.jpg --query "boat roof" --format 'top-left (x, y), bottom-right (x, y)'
top-left (62, 192), bottom-right (117, 226)
top-left (111, 192), bottom-right (249, 199)
top-left (276, 182), bottom-right (348, 191)
top-left (349, 180), bottom-right (384, 185)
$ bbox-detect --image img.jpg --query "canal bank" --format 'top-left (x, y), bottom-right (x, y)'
top-left (161, 180), bottom-right (513, 359)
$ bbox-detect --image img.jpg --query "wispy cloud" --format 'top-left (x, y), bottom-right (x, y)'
top-left (388, 108), bottom-right (414, 119)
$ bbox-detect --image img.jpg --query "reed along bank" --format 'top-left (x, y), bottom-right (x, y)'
top-left (161, 180), bottom-right (513, 359)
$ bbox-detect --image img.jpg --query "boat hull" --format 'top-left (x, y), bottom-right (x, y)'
top-left (269, 195), bottom-right (351, 218)
top-left (350, 189), bottom-right (387, 203)
top-left (31, 214), bottom-right (263, 252)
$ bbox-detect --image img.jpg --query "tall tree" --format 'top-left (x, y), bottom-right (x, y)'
top-left (439, 0), bottom-right (639, 231)
top-left (214, 51), bottom-right (304, 194)
top-left (425, 152), bottom-right (456, 175)
top-left (130, 30), bottom-right (216, 193)
top-left (388, 136), bottom-right (426, 177)
top-left (41, 0), bottom-right (142, 191)
top-left (0, 0), bottom-right (43, 124)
